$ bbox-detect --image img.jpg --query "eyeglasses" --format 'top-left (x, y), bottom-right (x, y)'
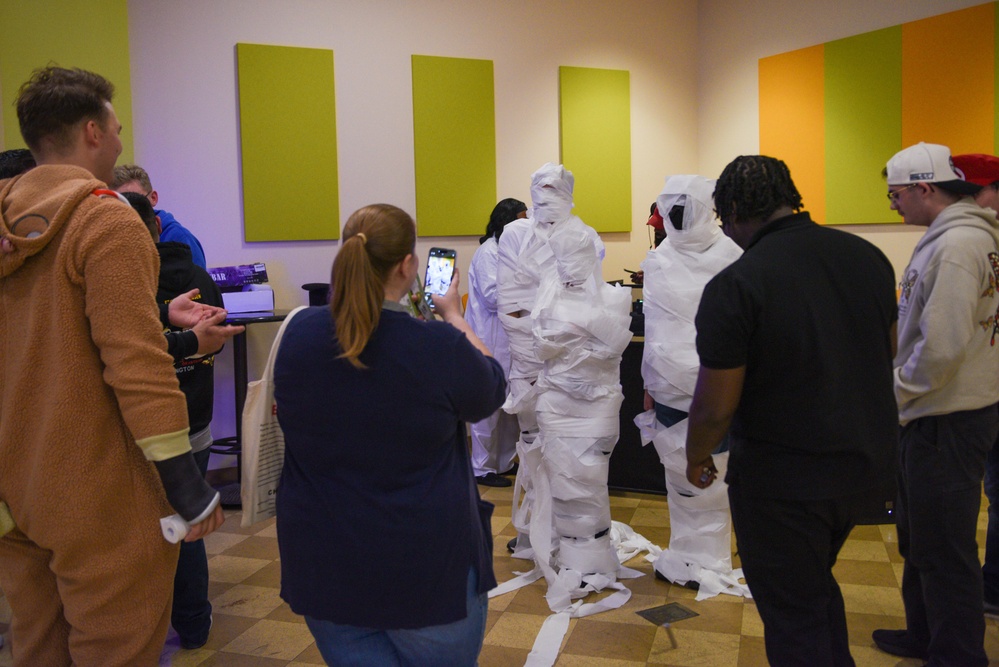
top-left (887, 183), bottom-right (918, 203)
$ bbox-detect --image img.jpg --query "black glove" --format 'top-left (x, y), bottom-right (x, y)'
top-left (154, 452), bottom-right (218, 522)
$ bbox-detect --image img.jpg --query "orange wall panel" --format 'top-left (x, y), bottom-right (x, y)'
top-left (902, 3), bottom-right (995, 154)
top-left (760, 45), bottom-right (826, 224)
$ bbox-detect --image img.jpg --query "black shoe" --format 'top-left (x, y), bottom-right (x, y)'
top-left (501, 462), bottom-right (519, 477)
top-left (507, 536), bottom-right (518, 553)
top-left (653, 567), bottom-right (700, 591)
top-left (179, 615), bottom-right (212, 650)
top-left (871, 629), bottom-right (928, 659)
top-left (476, 472), bottom-right (512, 487)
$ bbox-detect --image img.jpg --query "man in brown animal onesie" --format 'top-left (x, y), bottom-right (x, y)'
top-left (0, 67), bottom-right (225, 666)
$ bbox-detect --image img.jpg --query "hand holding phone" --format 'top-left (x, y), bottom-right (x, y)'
top-left (407, 276), bottom-right (435, 320)
top-left (424, 247), bottom-right (456, 310)
top-left (430, 266), bottom-right (463, 320)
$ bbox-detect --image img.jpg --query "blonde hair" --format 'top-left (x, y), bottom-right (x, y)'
top-left (111, 163), bottom-right (152, 191)
top-left (331, 204), bottom-right (416, 368)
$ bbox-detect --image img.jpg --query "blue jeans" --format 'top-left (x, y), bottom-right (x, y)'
top-left (654, 401), bottom-right (730, 454)
top-left (305, 568), bottom-right (488, 666)
top-left (171, 448), bottom-right (212, 646)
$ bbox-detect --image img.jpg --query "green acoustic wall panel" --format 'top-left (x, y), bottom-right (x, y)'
top-left (0, 0), bottom-right (134, 165)
top-left (237, 43), bottom-right (339, 241)
top-left (411, 55), bottom-right (496, 237)
top-left (559, 66), bottom-right (631, 233)
top-left (824, 27), bottom-right (902, 224)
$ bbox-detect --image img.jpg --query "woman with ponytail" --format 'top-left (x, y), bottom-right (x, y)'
top-left (273, 204), bottom-right (506, 665)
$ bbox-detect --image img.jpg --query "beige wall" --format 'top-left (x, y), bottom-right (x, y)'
top-left (126, 0), bottom-right (700, 435)
top-left (696, 0), bottom-right (988, 278)
top-left (128, 0), bottom-right (699, 292)
top-left (13, 0), bottom-right (983, 440)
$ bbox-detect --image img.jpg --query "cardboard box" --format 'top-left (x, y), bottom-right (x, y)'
top-left (208, 263), bottom-right (269, 288)
top-left (222, 289), bottom-right (274, 313)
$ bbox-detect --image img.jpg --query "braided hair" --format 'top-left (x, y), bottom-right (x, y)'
top-left (0, 148), bottom-right (35, 179)
top-left (714, 155), bottom-right (803, 226)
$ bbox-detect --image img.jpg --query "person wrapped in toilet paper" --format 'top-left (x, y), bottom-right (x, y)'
top-left (496, 163), bottom-right (604, 556)
top-left (531, 210), bottom-right (633, 601)
top-left (638, 174), bottom-right (749, 599)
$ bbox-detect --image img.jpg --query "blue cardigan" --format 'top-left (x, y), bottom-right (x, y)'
top-left (274, 306), bottom-right (505, 629)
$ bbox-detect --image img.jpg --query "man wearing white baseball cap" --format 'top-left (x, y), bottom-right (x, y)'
top-left (874, 142), bottom-right (999, 667)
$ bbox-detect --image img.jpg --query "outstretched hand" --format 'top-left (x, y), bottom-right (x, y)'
top-left (168, 289), bottom-right (226, 329)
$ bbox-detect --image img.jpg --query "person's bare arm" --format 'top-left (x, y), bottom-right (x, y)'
top-left (685, 365), bottom-right (745, 488)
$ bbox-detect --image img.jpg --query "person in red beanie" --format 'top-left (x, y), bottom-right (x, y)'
top-left (952, 152), bottom-right (999, 620)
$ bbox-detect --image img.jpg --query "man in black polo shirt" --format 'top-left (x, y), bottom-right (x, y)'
top-left (684, 155), bottom-right (898, 666)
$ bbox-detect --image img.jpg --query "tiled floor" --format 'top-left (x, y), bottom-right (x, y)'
top-left (1, 486), bottom-right (998, 666)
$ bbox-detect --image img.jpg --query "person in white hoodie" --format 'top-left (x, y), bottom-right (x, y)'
top-left (467, 198), bottom-right (527, 487)
top-left (873, 143), bottom-right (999, 667)
top-left (638, 175), bottom-right (746, 598)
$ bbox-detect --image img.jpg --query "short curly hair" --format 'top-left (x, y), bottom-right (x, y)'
top-left (16, 66), bottom-right (114, 153)
top-left (714, 155), bottom-right (803, 226)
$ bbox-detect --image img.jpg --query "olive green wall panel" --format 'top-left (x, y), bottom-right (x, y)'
top-left (559, 66), bottom-right (631, 233)
top-left (411, 55), bottom-right (496, 237)
top-left (0, 0), bottom-right (134, 165)
top-left (237, 43), bottom-right (339, 241)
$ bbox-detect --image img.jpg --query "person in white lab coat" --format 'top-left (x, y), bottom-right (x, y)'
top-left (467, 198), bottom-right (527, 487)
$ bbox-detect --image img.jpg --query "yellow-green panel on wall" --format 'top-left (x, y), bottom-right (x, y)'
top-left (559, 66), bottom-right (631, 233)
top-left (412, 55), bottom-right (496, 237)
top-left (236, 43), bottom-right (339, 241)
top-left (0, 0), bottom-right (134, 165)
top-left (825, 27), bottom-right (902, 224)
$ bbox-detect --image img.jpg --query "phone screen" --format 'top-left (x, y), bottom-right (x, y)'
top-left (424, 248), bottom-right (456, 307)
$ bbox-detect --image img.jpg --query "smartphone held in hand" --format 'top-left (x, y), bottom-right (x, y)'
top-left (424, 247), bottom-right (456, 310)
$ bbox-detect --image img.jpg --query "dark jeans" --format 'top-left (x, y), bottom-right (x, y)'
top-left (983, 426), bottom-right (999, 605)
top-left (728, 481), bottom-right (861, 667)
top-left (171, 448), bottom-right (212, 645)
top-left (896, 406), bottom-right (997, 667)
top-left (653, 401), bottom-right (729, 453)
